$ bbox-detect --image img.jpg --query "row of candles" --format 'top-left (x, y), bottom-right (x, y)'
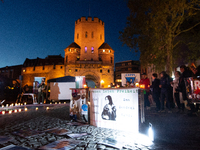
top-left (1, 107), bottom-right (51, 115)
top-left (1, 101), bottom-right (67, 108)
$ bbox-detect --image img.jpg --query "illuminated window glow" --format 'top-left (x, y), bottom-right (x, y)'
top-left (91, 47), bottom-right (94, 53)
top-left (85, 47), bottom-right (87, 53)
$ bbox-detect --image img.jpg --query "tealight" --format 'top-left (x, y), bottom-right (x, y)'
top-left (55, 102), bottom-right (57, 104)
top-left (24, 102), bottom-right (27, 105)
top-left (19, 109), bottom-right (21, 112)
top-left (9, 110), bottom-right (12, 114)
top-left (2, 105), bottom-right (4, 108)
top-left (25, 108), bottom-right (27, 111)
top-left (64, 102), bottom-right (66, 104)
top-left (14, 109), bottom-right (17, 113)
top-left (36, 107), bottom-right (38, 110)
top-left (59, 102), bottom-right (61, 104)
top-left (46, 107), bottom-right (49, 110)
top-left (2, 111), bottom-right (5, 114)
top-left (6, 104), bottom-right (8, 107)
top-left (50, 102), bottom-right (52, 104)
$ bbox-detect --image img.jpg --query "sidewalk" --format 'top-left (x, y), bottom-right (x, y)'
top-left (0, 103), bottom-right (199, 149)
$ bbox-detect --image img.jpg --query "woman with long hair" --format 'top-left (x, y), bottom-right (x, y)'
top-left (101, 95), bottom-right (116, 121)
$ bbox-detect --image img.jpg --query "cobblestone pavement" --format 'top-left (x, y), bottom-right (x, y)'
top-left (0, 103), bottom-right (200, 150)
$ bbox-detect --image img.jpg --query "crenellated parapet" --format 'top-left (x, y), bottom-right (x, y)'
top-left (75, 16), bottom-right (104, 26)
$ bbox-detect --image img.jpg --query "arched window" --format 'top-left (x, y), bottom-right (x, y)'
top-left (85, 47), bottom-right (87, 53)
top-left (100, 34), bottom-right (102, 40)
top-left (91, 47), bottom-right (94, 53)
top-left (85, 32), bottom-right (88, 38)
top-left (77, 33), bottom-right (79, 39)
top-left (111, 57), bottom-right (113, 63)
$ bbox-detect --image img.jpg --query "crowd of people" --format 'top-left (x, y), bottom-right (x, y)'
top-left (139, 65), bottom-right (200, 114)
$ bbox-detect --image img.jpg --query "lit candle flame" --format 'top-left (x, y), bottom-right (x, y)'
top-left (46, 107), bottom-right (49, 110)
top-left (2, 111), bottom-right (5, 114)
top-left (19, 109), bottom-right (21, 112)
top-left (25, 108), bottom-right (27, 111)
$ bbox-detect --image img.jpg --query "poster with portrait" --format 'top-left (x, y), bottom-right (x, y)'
top-left (0, 145), bottom-right (32, 150)
top-left (44, 128), bottom-right (72, 135)
top-left (39, 139), bottom-right (81, 150)
top-left (70, 88), bottom-right (89, 122)
top-left (90, 88), bottom-right (139, 133)
top-left (121, 73), bottom-right (140, 87)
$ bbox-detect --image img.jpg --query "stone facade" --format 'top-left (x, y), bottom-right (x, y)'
top-left (65, 17), bottom-right (114, 87)
top-left (21, 56), bottom-right (64, 87)
top-left (22, 17), bottom-right (114, 88)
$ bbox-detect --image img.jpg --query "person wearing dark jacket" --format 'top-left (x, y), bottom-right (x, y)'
top-left (151, 73), bottom-right (161, 111)
top-left (178, 65), bottom-right (193, 111)
top-left (159, 71), bottom-right (172, 112)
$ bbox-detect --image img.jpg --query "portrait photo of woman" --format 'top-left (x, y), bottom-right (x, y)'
top-left (101, 95), bottom-right (116, 121)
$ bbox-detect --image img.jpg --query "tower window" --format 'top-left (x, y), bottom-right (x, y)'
top-left (103, 49), bottom-right (105, 52)
top-left (91, 47), bottom-right (94, 53)
top-left (100, 69), bottom-right (102, 73)
top-left (75, 69), bottom-right (78, 72)
top-left (91, 32), bottom-right (94, 38)
top-left (74, 49), bottom-right (76, 52)
top-left (69, 49), bottom-right (71, 52)
top-left (109, 50), bottom-right (111, 53)
top-left (85, 47), bottom-right (87, 53)
top-left (111, 57), bottom-right (113, 63)
top-left (77, 33), bottom-right (79, 39)
top-left (68, 69), bottom-right (71, 72)
top-left (77, 56), bottom-right (80, 61)
top-left (43, 66), bottom-right (45, 70)
top-left (66, 56), bottom-right (68, 62)
top-left (85, 32), bottom-right (88, 38)
top-left (100, 34), bottom-right (102, 40)
top-left (108, 69), bottom-right (110, 73)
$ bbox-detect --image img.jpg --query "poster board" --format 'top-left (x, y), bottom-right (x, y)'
top-left (90, 88), bottom-right (139, 133)
top-left (185, 77), bottom-right (200, 103)
top-left (121, 73), bottom-right (140, 87)
top-left (50, 82), bottom-right (75, 100)
top-left (70, 88), bottom-right (89, 122)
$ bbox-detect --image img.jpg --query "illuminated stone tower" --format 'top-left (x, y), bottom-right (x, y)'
top-left (74, 16), bottom-right (105, 61)
top-left (65, 17), bottom-right (114, 88)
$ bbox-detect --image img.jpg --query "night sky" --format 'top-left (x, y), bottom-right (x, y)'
top-left (0, 0), bottom-right (140, 68)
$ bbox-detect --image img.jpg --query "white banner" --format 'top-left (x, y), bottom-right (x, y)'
top-left (90, 88), bottom-right (139, 133)
top-left (50, 82), bottom-right (75, 100)
top-left (121, 73), bottom-right (140, 87)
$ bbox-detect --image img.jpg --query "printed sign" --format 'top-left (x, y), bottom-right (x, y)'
top-left (185, 78), bottom-right (200, 102)
top-left (70, 88), bottom-right (89, 122)
top-left (121, 73), bottom-right (140, 87)
top-left (90, 88), bottom-right (139, 133)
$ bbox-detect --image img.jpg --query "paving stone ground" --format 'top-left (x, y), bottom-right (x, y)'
top-left (0, 103), bottom-right (200, 150)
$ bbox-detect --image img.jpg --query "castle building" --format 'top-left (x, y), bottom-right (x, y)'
top-left (64, 16), bottom-right (114, 87)
top-left (21, 17), bottom-right (114, 88)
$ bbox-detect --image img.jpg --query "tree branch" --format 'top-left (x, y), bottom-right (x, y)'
top-left (176, 21), bottom-right (200, 37)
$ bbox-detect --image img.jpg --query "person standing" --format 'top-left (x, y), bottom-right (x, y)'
top-left (151, 73), bottom-right (161, 111)
top-left (38, 79), bottom-right (46, 104)
top-left (159, 71), bottom-right (172, 112)
top-left (139, 73), bottom-right (150, 109)
top-left (171, 71), bottom-right (181, 111)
